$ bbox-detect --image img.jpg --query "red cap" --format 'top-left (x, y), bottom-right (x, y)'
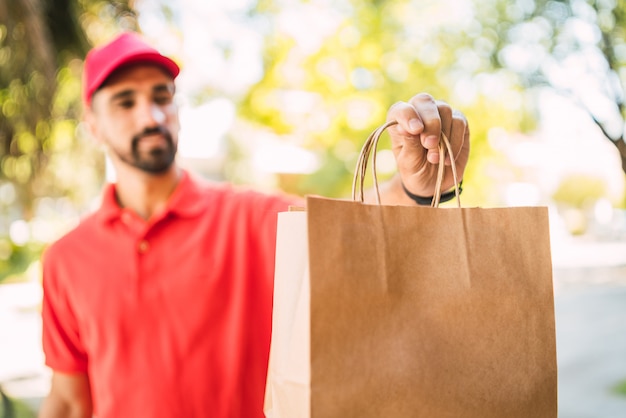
top-left (82, 32), bottom-right (180, 106)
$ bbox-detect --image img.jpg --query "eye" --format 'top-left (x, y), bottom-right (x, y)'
top-left (117, 100), bottom-right (134, 109)
top-left (154, 95), bottom-right (173, 105)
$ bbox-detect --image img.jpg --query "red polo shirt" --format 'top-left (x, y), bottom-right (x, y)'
top-left (42, 171), bottom-right (296, 417)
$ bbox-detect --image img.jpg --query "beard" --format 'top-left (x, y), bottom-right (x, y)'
top-left (113, 126), bottom-right (177, 174)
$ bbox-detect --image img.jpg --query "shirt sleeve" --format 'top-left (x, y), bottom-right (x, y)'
top-left (41, 245), bottom-right (89, 373)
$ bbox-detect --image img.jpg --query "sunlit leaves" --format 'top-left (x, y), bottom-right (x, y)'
top-left (0, 0), bottom-right (132, 281)
top-left (230, 0), bottom-right (529, 203)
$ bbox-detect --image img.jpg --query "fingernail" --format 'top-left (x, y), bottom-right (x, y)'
top-left (409, 119), bottom-right (422, 132)
top-left (427, 151), bottom-right (439, 164)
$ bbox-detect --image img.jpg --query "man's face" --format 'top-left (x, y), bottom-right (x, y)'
top-left (87, 64), bottom-right (180, 174)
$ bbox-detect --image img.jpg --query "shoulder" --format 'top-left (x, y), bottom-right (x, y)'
top-left (43, 211), bottom-right (101, 265)
top-left (190, 174), bottom-right (301, 215)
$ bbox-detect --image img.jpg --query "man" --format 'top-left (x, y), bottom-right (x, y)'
top-left (39, 32), bottom-right (470, 417)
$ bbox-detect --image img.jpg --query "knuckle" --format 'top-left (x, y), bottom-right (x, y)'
top-left (388, 101), bottom-right (403, 113)
top-left (413, 92), bottom-right (435, 103)
top-left (452, 109), bottom-right (467, 124)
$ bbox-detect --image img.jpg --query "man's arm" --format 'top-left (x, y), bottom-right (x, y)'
top-left (375, 93), bottom-right (470, 206)
top-left (39, 371), bottom-right (92, 418)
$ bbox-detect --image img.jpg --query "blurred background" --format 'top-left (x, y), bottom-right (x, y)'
top-left (1, 0), bottom-right (626, 416)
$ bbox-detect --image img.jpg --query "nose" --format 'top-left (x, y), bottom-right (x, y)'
top-left (137, 100), bottom-right (165, 127)
top-left (151, 104), bottom-right (166, 124)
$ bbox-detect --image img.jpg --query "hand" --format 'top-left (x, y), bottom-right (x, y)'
top-left (387, 93), bottom-right (470, 198)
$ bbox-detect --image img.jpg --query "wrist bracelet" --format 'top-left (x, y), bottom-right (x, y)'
top-left (401, 180), bottom-right (463, 206)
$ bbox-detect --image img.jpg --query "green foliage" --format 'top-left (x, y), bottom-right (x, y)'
top-left (0, 388), bottom-right (37, 418)
top-left (2, 0), bottom-right (625, 235)
top-left (552, 174), bottom-right (608, 208)
top-left (0, 0), bottom-right (134, 225)
top-left (613, 378), bottom-right (626, 397)
top-left (233, 0), bottom-right (530, 204)
top-left (0, 237), bottom-right (42, 284)
top-left (0, 0), bottom-right (135, 288)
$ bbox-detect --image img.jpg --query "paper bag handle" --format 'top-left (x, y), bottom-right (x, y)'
top-left (351, 120), bottom-right (461, 208)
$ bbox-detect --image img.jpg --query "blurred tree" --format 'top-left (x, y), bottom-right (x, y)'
top-left (0, 0), bottom-right (136, 222)
top-left (486, 0), bottom-right (626, 174)
top-left (552, 173), bottom-right (607, 208)
top-left (0, 0), bottom-right (137, 282)
top-left (1, 0), bottom-right (58, 221)
top-left (233, 0), bottom-right (527, 204)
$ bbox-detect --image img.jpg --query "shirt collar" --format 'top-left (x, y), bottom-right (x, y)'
top-left (164, 170), bottom-right (210, 218)
top-left (96, 170), bottom-right (210, 224)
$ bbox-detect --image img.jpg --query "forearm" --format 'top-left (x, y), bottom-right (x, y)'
top-left (39, 395), bottom-right (92, 418)
top-left (39, 372), bottom-right (93, 418)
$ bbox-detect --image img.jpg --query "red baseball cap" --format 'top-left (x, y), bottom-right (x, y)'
top-left (82, 32), bottom-right (180, 106)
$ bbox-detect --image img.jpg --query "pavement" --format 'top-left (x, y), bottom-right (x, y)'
top-left (0, 279), bottom-right (47, 414)
top-left (1, 236), bottom-right (626, 417)
top-left (553, 267), bottom-right (626, 418)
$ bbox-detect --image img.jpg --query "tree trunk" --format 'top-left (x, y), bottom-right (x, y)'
top-left (614, 138), bottom-right (626, 175)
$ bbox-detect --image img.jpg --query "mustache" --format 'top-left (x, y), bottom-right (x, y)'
top-left (132, 126), bottom-right (172, 144)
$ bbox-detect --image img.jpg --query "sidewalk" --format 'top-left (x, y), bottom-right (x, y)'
top-left (0, 280), bottom-right (48, 413)
top-left (549, 225), bottom-right (626, 416)
top-left (553, 266), bottom-right (626, 418)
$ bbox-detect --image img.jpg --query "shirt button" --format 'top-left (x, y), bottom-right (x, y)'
top-left (138, 240), bottom-right (149, 253)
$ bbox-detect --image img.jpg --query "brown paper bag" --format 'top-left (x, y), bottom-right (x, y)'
top-left (264, 123), bottom-right (557, 418)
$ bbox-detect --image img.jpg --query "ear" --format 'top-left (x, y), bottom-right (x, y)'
top-left (83, 104), bottom-right (103, 144)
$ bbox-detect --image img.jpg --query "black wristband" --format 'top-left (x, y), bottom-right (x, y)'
top-left (401, 181), bottom-right (463, 206)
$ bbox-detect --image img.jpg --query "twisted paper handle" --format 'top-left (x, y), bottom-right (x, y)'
top-left (351, 120), bottom-right (461, 208)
